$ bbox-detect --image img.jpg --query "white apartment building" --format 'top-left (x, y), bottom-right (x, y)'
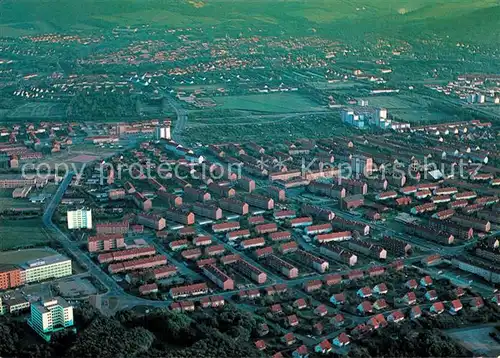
top-left (28, 297), bottom-right (74, 341)
top-left (67, 208), bottom-right (92, 229)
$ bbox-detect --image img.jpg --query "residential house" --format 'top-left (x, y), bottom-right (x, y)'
top-left (330, 293), bottom-right (346, 305)
top-left (410, 306), bottom-right (422, 319)
top-left (357, 287), bottom-right (372, 298)
top-left (255, 340), bottom-right (266, 351)
top-left (403, 292), bottom-right (417, 305)
top-left (293, 298), bottom-right (307, 310)
top-left (292, 345), bottom-right (309, 358)
top-left (287, 314), bottom-right (299, 327)
top-left (430, 302), bottom-right (445, 314)
top-left (332, 332), bottom-right (350, 347)
top-left (314, 304), bottom-right (328, 317)
top-left (374, 299), bottom-right (388, 310)
top-left (387, 311), bottom-right (405, 323)
top-left (357, 301), bottom-right (373, 314)
top-left (449, 299), bottom-right (463, 314)
top-left (281, 332), bottom-right (296, 346)
top-left (420, 276), bottom-right (433, 287)
top-left (373, 283), bottom-right (388, 295)
top-left (315, 340), bottom-right (332, 354)
top-left (425, 290), bottom-right (438, 302)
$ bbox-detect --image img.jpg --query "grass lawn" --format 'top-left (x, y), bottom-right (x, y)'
top-left (212, 93), bottom-right (324, 113)
top-left (0, 219), bottom-right (53, 251)
top-left (0, 247), bottom-right (57, 264)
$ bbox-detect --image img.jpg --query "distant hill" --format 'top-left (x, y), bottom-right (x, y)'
top-left (0, 0), bottom-right (498, 45)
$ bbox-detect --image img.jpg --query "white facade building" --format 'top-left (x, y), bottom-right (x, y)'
top-left (67, 208), bottom-right (92, 229)
top-left (28, 297), bottom-right (74, 341)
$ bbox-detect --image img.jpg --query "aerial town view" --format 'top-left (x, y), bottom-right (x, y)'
top-left (0, 0), bottom-right (499, 357)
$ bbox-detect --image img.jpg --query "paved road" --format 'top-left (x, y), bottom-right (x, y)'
top-left (42, 172), bottom-right (156, 308)
top-left (163, 94), bottom-right (188, 145)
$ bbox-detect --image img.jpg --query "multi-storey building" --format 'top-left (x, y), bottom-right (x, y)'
top-left (294, 250), bottom-right (329, 273)
top-left (136, 213), bottom-right (167, 231)
top-left (67, 209), bottom-right (92, 229)
top-left (183, 187), bottom-right (211, 202)
top-left (202, 264), bottom-right (234, 290)
top-left (21, 255), bottom-right (72, 284)
top-left (219, 198), bottom-right (249, 215)
top-left (233, 259), bottom-right (267, 283)
top-left (0, 265), bottom-right (23, 290)
top-left (95, 221), bottom-right (129, 235)
top-left (28, 297), bottom-right (74, 342)
top-left (165, 207), bottom-right (195, 225)
top-left (87, 234), bottom-right (125, 253)
top-left (245, 194), bottom-right (274, 210)
top-left (157, 191), bottom-right (182, 207)
top-left (320, 244), bottom-right (357, 266)
top-left (192, 202), bottom-right (223, 220)
top-left (266, 255), bottom-right (299, 278)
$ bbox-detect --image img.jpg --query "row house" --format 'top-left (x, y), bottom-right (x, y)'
top-left (212, 221), bottom-right (240, 233)
top-left (88, 234), bottom-right (125, 253)
top-left (169, 282), bottom-right (209, 299)
top-left (202, 264), bottom-right (234, 290)
top-left (108, 255), bottom-right (167, 274)
top-left (233, 259), bottom-right (267, 283)
top-left (183, 187), bottom-right (211, 202)
top-left (165, 207), bottom-right (195, 225)
top-left (245, 194), bottom-right (274, 210)
top-left (192, 202), bottom-right (223, 220)
top-left (219, 198), bottom-right (249, 215)
top-left (294, 249), bottom-right (329, 273)
top-left (95, 221), bottom-right (129, 235)
top-left (97, 246), bottom-right (155, 264)
top-left (266, 254), bottom-right (299, 278)
top-left (157, 191), bottom-right (182, 207)
top-left (348, 239), bottom-right (387, 259)
top-left (136, 213), bottom-right (166, 231)
top-left (315, 231), bottom-right (352, 243)
top-left (332, 217), bottom-right (370, 236)
top-left (320, 244), bottom-right (358, 266)
top-left (301, 204), bottom-right (335, 221)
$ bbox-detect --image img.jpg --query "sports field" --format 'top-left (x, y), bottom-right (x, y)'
top-left (212, 93), bottom-right (324, 113)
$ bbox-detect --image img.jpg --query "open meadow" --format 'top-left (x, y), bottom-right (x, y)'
top-left (211, 93), bottom-right (325, 113)
top-left (0, 220), bottom-right (54, 251)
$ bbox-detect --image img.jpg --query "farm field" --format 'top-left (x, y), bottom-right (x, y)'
top-left (0, 246), bottom-right (57, 264)
top-left (211, 93), bottom-right (325, 113)
top-left (0, 189), bottom-right (41, 211)
top-left (446, 325), bottom-right (500, 357)
top-left (0, 219), bottom-right (53, 251)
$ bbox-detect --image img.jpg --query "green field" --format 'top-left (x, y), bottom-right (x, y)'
top-left (212, 93), bottom-right (324, 113)
top-left (7, 102), bottom-right (67, 119)
top-left (0, 247), bottom-right (57, 264)
top-left (0, 189), bottom-right (41, 211)
top-left (1, 0), bottom-right (499, 45)
top-left (0, 219), bottom-right (53, 251)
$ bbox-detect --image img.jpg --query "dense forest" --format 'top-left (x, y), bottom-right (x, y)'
top-left (2, 301), bottom-right (498, 357)
top-left (0, 303), bottom-right (264, 358)
top-left (66, 92), bottom-right (138, 120)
